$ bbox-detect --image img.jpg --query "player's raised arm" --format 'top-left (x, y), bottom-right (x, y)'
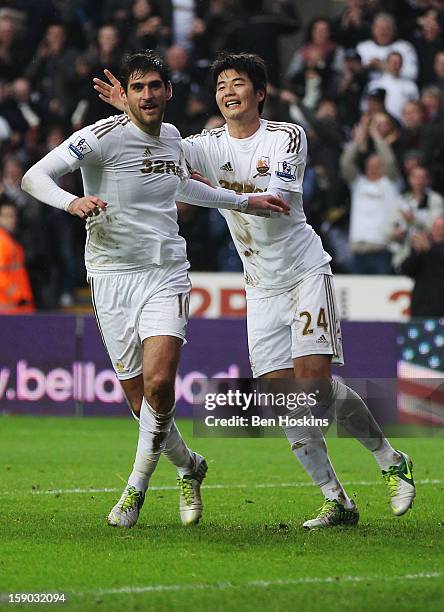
top-left (93, 69), bottom-right (127, 113)
top-left (177, 176), bottom-right (290, 215)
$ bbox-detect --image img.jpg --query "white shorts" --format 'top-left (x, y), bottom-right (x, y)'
top-left (89, 263), bottom-right (191, 380)
top-left (247, 274), bottom-right (344, 378)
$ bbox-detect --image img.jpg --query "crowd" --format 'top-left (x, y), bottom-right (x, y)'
top-left (0, 0), bottom-right (443, 312)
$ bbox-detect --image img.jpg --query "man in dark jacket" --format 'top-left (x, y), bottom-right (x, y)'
top-left (401, 215), bottom-right (444, 317)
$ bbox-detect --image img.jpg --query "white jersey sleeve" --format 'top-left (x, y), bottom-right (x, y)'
top-left (181, 136), bottom-right (208, 177)
top-left (21, 124), bottom-right (104, 211)
top-left (266, 124), bottom-right (307, 195)
top-left (52, 124), bottom-right (103, 171)
top-left (176, 177), bottom-right (247, 210)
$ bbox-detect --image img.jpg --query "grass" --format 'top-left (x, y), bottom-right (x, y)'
top-left (0, 416), bottom-right (443, 611)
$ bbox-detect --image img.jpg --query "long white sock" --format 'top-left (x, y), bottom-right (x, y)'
top-left (130, 403), bottom-right (196, 476)
top-left (328, 379), bottom-right (400, 470)
top-left (127, 398), bottom-right (175, 492)
top-left (282, 408), bottom-right (354, 508)
top-left (163, 421), bottom-right (197, 476)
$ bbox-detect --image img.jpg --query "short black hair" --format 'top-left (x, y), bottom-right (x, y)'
top-left (120, 50), bottom-right (171, 91)
top-left (211, 52), bottom-right (267, 114)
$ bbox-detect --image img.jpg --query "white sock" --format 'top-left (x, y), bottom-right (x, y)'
top-left (163, 421), bottom-right (197, 476)
top-left (127, 398), bottom-right (175, 492)
top-left (282, 408), bottom-right (354, 508)
top-left (328, 379), bottom-right (400, 470)
top-left (373, 440), bottom-right (402, 470)
top-left (130, 403), bottom-right (196, 476)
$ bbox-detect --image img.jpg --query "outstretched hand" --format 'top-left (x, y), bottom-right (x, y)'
top-left (93, 69), bottom-right (127, 113)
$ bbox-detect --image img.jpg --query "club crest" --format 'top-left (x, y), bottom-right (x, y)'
top-left (254, 156), bottom-right (270, 177)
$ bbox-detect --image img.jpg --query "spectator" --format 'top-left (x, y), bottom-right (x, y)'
top-left (88, 24), bottom-right (122, 74)
top-left (352, 111), bottom-right (403, 172)
top-left (401, 148), bottom-right (426, 181)
top-left (398, 100), bottom-right (424, 150)
top-left (286, 17), bottom-right (344, 106)
top-left (164, 45), bottom-right (198, 134)
top-left (412, 8), bottom-right (444, 87)
top-left (332, 0), bottom-right (371, 49)
top-left (66, 54), bottom-right (101, 128)
top-left (368, 51), bottom-right (419, 121)
top-left (0, 78), bottom-right (44, 147)
top-left (341, 118), bottom-right (400, 273)
top-left (125, 0), bottom-right (167, 52)
top-left (191, 0), bottom-right (237, 64)
top-left (389, 0), bottom-right (439, 39)
top-left (101, 0), bottom-right (133, 28)
top-left (357, 12), bottom-right (418, 82)
top-left (36, 126), bottom-right (80, 307)
top-left (25, 23), bottom-right (78, 121)
top-left (157, 0), bottom-right (210, 53)
top-left (282, 96), bottom-right (345, 223)
top-left (219, 0), bottom-right (300, 88)
top-left (0, 14), bottom-right (26, 81)
top-left (68, 25), bottom-right (125, 127)
top-left (336, 48), bottom-right (369, 127)
top-left (421, 111), bottom-right (444, 197)
top-left (362, 87), bottom-right (387, 119)
top-left (430, 50), bottom-right (444, 96)
top-left (390, 165), bottom-right (444, 269)
top-left (0, 199), bottom-right (34, 313)
top-left (401, 216), bottom-right (444, 318)
top-left (371, 111), bottom-right (402, 160)
top-left (1, 155), bottom-right (49, 307)
top-left (420, 85), bottom-right (443, 123)
top-left (183, 86), bottom-right (213, 137)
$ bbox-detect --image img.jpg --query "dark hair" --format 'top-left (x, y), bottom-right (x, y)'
top-left (387, 50), bottom-right (403, 63)
top-left (120, 50), bottom-right (171, 91)
top-left (211, 52), bottom-right (267, 114)
top-left (305, 16), bottom-right (331, 43)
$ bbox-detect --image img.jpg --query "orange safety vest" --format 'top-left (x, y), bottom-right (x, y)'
top-left (0, 227), bottom-right (35, 313)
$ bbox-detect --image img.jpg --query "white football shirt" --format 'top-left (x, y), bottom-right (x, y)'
top-left (52, 115), bottom-right (189, 274)
top-left (182, 119), bottom-right (331, 294)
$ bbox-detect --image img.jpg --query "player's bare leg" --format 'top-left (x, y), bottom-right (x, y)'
top-left (109, 338), bottom-right (207, 527)
top-left (262, 367), bottom-right (358, 528)
top-left (294, 354), bottom-right (415, 518)
top-left (119, 371), bottom-right (205, 493)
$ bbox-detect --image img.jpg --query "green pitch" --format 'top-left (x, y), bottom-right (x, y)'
top-left (0, 416), bottom-right (443, 612)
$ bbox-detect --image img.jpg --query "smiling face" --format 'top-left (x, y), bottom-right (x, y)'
top-left (215, 69), bottom-right (265, 124)
top-left (123, 70), bottom-right (172, 135)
